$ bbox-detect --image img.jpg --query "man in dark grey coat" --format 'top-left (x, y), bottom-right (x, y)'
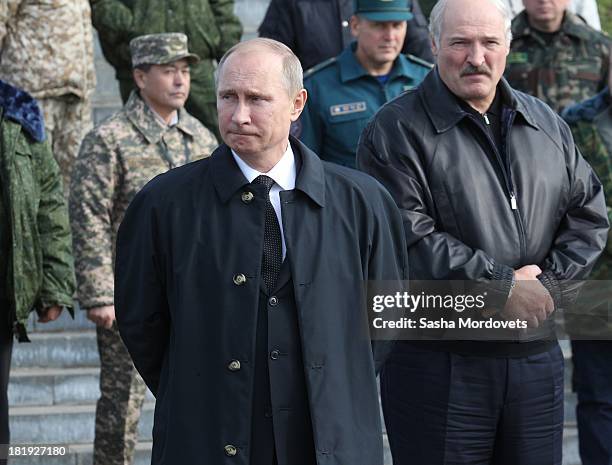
top-left (114, 38), bottom-right (407, 465)
top-left (357, 0), bottom-right (608, 463)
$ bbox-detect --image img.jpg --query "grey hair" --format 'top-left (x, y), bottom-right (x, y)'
top-left (429, 0), bottom-right (513, 48)
top-left (215, 38), bottom-right (303, 97)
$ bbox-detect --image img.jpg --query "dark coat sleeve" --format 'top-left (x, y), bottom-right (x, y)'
top-left (114, 187), bottom-right (169, 396)
top-left (537, 118), bottom-right (609, 308)
top-left (356, 112), bottom-right (515, 306)
top-left (365, 181), bottom-right (409, 373)
top-left (258, 0), bottom-right (296, 51)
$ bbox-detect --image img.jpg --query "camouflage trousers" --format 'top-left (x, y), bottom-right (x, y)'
top-left (39, 95), bottom-right (92, 197)
top-left (94, 325), bottom-right (146, 465)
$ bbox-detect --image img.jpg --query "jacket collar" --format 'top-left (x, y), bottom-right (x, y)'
top-left (0, 79), bottom-right (45, 142)
top-left (512, 10), bottom-right (593, 43)
top-left (125, 91), bottom-right (198, 144)
top-left (338, 42), bottom-right (418, 84)
top-left (211, 136), bottom-right (326, 207)
top-left (420, 68), bottom-right (539, 133)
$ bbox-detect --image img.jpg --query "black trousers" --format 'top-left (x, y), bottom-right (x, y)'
top-left (0, 312), bottom-right (12, 464)
top-left (571, 340), bottom-right (612, 465)
top-left (382, 342), bottom-right (564, 465)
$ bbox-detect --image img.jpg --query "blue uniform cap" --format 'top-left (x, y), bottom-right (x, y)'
top-left (353, 0), bottom-right (414, 21)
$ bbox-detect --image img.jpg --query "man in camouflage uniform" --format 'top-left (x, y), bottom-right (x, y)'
top-left (0, 79), bottom-right (75, 464)
top-left (90, 0), bottom-right (242, 141)
top-left (561, 58), bottom-right (612, 465)
top-left (70, 33), bottom-right (217, 465)
top-left (505, 0), bottom-right (610, 113)
top-left (0, 0), bottom-right (96, 194)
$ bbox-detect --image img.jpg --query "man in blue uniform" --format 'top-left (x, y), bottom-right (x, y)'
top-left (299, 0), bottom-right (432, 168)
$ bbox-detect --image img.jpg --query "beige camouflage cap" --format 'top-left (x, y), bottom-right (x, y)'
top-left (130, 33), bottom-right (200, 67)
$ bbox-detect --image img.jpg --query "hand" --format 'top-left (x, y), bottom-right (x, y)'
top-left (37, 305), bottom-right (63, 323)
top-left (514, 264), bottom-right (542, 281)
top-left (501, 265), bottom-right (554, 328)
top-left (87, 305), bottom-right (116, 329)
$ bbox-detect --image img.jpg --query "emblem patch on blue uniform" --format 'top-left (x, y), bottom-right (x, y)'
top-left (330, 101), bottom-right (367, 116)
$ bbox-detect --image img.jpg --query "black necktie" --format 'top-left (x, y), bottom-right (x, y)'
top-left (252, 175), bottom-right (282, 292)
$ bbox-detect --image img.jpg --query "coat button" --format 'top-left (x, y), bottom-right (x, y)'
top-left (233, 273), bottom-right (247, 285)
top-left (241, 191), bottom-right (254, 203)
top-left (228, 360), bottom-right (241, 371)
top-left (224, 444), bottom-right (237, 456)
top-left (268, 296), bottom-right (278, 307)
top-left (270, 350), bottom-right (280, 360)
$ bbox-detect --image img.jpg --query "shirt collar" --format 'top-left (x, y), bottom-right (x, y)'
top-left (151, 107), bottom-right (179, 127)
top-left (125, 91), bottom-right (194, 143)
top-left (231, 142), bottom-right (296, 191)
top-left (420, 68), bottom-right (540, 133)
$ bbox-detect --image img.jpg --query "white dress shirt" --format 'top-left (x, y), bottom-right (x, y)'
top-left (232, 143), bottom-right (296, 260)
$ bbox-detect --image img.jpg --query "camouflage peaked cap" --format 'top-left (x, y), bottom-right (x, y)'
top-left (130, 33), bottom-right (200, 67)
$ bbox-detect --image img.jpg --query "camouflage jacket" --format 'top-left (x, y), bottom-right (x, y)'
top-left (70, 91), bottom-right (217, 309)
top-left (0, 0), bottom-right (96, 100)
top-left (90, 0), bottom-right (242, 101)
top-left (562, 88), bottom-right (612, 337)
top-left (0, 80), bottom-right (75, 340)
top-left (505, 11), bottom-right (610, 113)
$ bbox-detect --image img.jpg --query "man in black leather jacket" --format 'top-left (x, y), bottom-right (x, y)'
top-left (258, 0), bottom-right (434, 69)
top-left (357, 0), bottom-right (608, 463)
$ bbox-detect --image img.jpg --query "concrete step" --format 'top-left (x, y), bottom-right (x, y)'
top-left (9, 368), bottom-right (99, 408)
top-left (6, 441), bottom-right (152, 465)
top-left (9, 403), bottom-right (154, 445)
top-left (12, 332), bottom-right (99, 369)
top-left (8, 367), bottom-right (155, 408)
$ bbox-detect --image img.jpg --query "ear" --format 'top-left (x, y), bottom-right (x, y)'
top-left (430, 35), bottom-right (439, 57)
top-left (349, 15), bottom-right (360, 39)
top-left (290, 88), bottom-right (307, 122)
top-left (132, 68), bottom-right (147, 91)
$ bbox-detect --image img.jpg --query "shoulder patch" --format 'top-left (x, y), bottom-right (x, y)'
top-left (403, 54), bottom-right (434, 69)
top-left (507, 52), bottom-right (529, 64)
top-left (330, 101), bottom-right (367, 116)
top-left (304, 57), bottom-right (338, 79)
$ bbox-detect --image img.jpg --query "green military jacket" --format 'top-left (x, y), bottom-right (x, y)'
top-left (0, 81), bottom-right (75, 340)
top-left (300, 44), bottom-right (432, 168)
top-left (505, 11), bottom-right (610, 113)
top-left (70, 91), bottom-right (217, 309)
top-left (90, 0), bottom-right (243, 102)
top-left (562, 88), bottom-right (612, 338)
